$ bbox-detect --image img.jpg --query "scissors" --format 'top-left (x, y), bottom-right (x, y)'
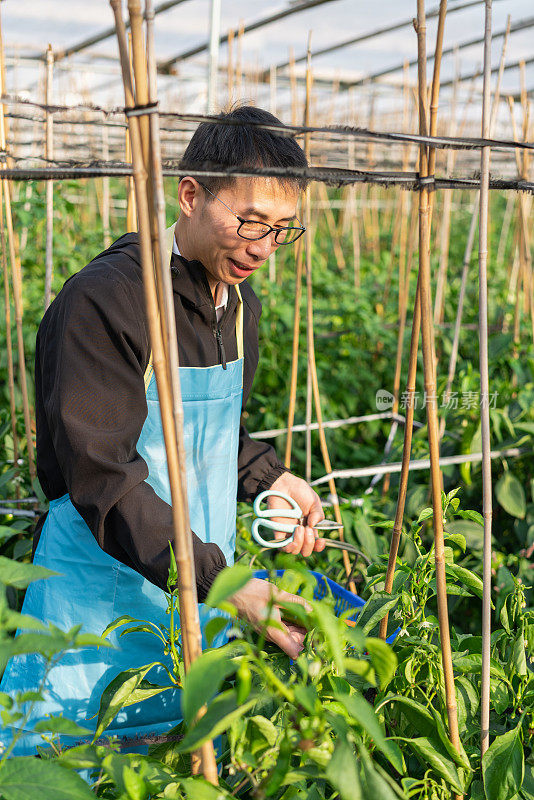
top-left (251, 490), bottom-right (343, 549)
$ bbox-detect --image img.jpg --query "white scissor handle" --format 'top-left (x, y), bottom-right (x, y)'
top-left (251, 490), bottom-right (303, 548)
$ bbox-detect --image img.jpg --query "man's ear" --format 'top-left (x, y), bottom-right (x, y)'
top-left (178, 177), bottom-right (202, 217)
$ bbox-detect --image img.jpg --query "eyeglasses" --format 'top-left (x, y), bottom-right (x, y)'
top-left (200, 183), bottom-right (306, 245)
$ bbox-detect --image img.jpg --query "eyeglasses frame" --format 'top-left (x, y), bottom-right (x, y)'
top-left (199, 183), bottom-right (306, 246)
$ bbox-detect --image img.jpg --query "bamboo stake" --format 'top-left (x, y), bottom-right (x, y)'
top-left (144, 0), bottom-right (218, 779)
top-left (126, 34), bottom-right (138, 232)
top-left (111, 0), bottom-right (217, 783)
top-left (44, 44), bottom-right (54, 310)
top-left (496, 192), bottom-right (515, 271)
top-left (379, 0), bottom-right (449, 637)
top-left (433, 52), bottom-right (460, 326)
top-left (437, 20), bottom-right (510, 440)
top-left (227, 28), bottom-right (234, 103)
top-left (268, 65), bottom-right (277, 283)
top-left (1, 184), bottom-right (18, 478)
top-left (347, 91), bottom-right (360, 289)
top-left (0, 11), bottom-right (35, 483)
top-left (235, 20), bottom-right (244, 99)
top-left (414, 4), bottom-right (462, 777)
top-left (300, 37), bottom-right (354, 589)
top-left (479, 0), bottom-right (493, 760)
top-left (304, 34), bottom-right (313, 488)
top-left (284, 235), bottom-right (304, 469)
top-left (288, 47), bottom-right (298, 127)
top-left (102, 119), bottom-right (111, 249)
top-left (317, 182), bottom-right (346, 271)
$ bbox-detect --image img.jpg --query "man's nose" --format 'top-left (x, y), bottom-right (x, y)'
top-left (246, 233), bottom-right (278, 261)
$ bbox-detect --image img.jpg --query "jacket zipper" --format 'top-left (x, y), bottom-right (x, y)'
top-left (198, 270), bottom-right (230, 370)
top-left (215, 326), bottom-right (227, 370)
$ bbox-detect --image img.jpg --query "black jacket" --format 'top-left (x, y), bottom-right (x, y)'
top-left (34, 232), bottom-right (287, 601)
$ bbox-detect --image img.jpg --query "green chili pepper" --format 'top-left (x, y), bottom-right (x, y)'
top-left (236, 660), bottom-right (252, 705)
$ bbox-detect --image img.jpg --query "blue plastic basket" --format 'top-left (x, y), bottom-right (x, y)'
top-left (254, 568), bottom-right (398, 644)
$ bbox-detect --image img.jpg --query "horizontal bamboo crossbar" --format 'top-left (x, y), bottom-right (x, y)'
top-left (310, 446), bottom-right (531, 485)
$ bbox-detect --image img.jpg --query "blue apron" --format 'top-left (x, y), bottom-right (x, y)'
top-left (1, 227), bottom-right (244, 753)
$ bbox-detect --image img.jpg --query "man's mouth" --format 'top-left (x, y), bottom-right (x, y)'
top-left (228, 258), bottom-right (258, 276)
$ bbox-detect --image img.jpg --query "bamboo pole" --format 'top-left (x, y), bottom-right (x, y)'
top-left (288, 47), bottom-right (298, 127)
top-left (303, 35), bottom-right (313, 488)
top-left (235, 20), bottom-right (244, 99)
top-left (414, 3), bottom-right (462, 777)
top-left (44, 44), bottom-right (54, 310)
top-left (433, 53), bottom-right (460, 327)
top-left (479, 0), bottom-right (493, 760)
top-left (126, 34), bottom-right (138, 233)
top-left (207, 0), bottom-right (221, 114)
top-left (379, 0), bottom-right (448, 636)
top-left (0, 11), bottom-right (35, 483)
top-left (300, 37), bottom-right (354, 589)
top-left (111, 0), bottom-right (218, 783)
top-left (437, 21), bottom-right (510, 441)
top-left (496, 192), bottom-right (515, 271)
top-left (227, 28), bottom-right (234, 103)
top-left (102, 118), bottom-right (111, 249)
top-left (1, 186), bottom-right (18, 478)
top-left (382, 67), bottom-right (414, 496)
top-left (284, 235), bottom-right (303, 469)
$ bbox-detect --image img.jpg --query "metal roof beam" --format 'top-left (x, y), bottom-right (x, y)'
top-left (157, 0), bottom-right (340, 74)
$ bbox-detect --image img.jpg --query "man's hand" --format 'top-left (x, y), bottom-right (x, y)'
top-left (230, 577), bottom-right (309, 659)
top-left (267, 471), bottom-right (326, 557)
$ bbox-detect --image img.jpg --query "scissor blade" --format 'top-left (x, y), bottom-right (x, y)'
top-left (314, 520), bottom-right (344, 531)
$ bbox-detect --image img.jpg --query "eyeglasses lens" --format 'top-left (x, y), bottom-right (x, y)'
top-left (238, 221), bottom-right (272, 239)
top-left (237, 220), bottom-right (303, 245)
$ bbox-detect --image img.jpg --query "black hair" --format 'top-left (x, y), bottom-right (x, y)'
top-left (179, 105), bottom-right (308, 193)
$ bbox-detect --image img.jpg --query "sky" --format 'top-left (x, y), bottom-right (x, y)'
top-left (2, 0), bottom-right (533, 127)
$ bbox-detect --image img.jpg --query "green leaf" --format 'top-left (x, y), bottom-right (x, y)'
top-left (0, 757), bottom-right (95, 800)
top-left (482, 723), bottom-right (524, 800)
top-left (181, 643), bottom-right (243, 726)
top-left (405, 737), bottom-right (464, 793)
top-left (522, 764), bottom-right (534, 800)
top-left (454, 509), bottom-right (484, 526)
top-left (336, 691), bottom-right (403, 773)
top-left (326, 733), bottom-right (362, 800)
top-left (359, 746), bottom-right (401, 800)
top-left (490, 680), bottom-right (509, 715)
top-left (512, 633), bottom-right (527, 676)
top-left (57, 744), bottom-right (107, 770)
top-left (179, 776), bottom-right (233, 799)
top-left (0, 557), bottom-right (58, 589)
top-left (101, 614), bottom-right (155, 639)
top-left (356, 592), bottom-right (399, 636)
top-left (33, 716), bottom-right (91, 736)
top-left (495, 472), bottom-right (526, 519)
top-left (417, 507), bottom-right (434, 523)
top-left (93, 663), bottom-right (168, 739)
top-left (205, 565), bottom-right (252, 609)
top-left (445, 564), bottom-right (485, 601)
top-left (443, 532), bottom-right (467, 552)
top-left (312, 598), bottom-right (345, 672)
top-left (178, 689), bottom-right (255, 752)
top-left (452, 652), bottom-right (507, 681)
top-left (365, 637), bottom-right (397, 690)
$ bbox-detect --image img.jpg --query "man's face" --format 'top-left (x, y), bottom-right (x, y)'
top-left (177, 177), bottom-right (300, 288)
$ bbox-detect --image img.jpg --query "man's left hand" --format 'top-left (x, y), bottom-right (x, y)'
top-left (267, 472), bottom-right (326, 557)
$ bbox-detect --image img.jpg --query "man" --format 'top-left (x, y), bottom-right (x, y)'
top-left (1, 106), bottom-right (326, 750)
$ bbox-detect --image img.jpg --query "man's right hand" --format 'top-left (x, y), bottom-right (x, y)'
top-left (229, 578), bottom-right (310, 660)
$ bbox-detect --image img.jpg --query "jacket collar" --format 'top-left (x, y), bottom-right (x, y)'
top-left (171, 252), bottom-right (238, 326)
top-left (110, 232), bottom-right (239, 324)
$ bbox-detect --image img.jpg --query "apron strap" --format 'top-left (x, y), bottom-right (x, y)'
top-left (143, 224), bottom-right (244, 389)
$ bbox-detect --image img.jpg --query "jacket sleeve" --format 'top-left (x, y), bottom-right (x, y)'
top-left (236, 289), bottom-right (288, 502)
top-left (38, 271), bottom-right (225, 601)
